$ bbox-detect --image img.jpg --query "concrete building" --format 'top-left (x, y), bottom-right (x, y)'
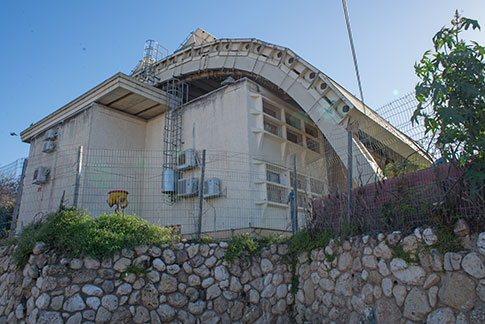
top-left (16, 29), bottom-right (430, 236)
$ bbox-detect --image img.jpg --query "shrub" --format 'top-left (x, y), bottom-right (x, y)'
top-left (224, 233), bottom-right (285, 262)
top-left (413, 13), bottom-right (484, 194)
top-left (12, 208), bottom-right (178, 266)
top-left (287, 228), bottom-right (336, 256)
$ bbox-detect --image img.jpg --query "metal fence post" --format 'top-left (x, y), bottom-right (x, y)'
top-left (9, 158), bottom-right (28, 239)
top-left (73, 146), bottom-right (83, 208)
top-left (347, 130), bottom-right (353, 227)
top-left (197, 149), bottom-right (206, 239)
top-left (293, 154), bottom-right (298, 231)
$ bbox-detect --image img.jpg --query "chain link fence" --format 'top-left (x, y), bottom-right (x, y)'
top-left (18, 145), bottom-right (328, 237)
top-left (311, 92), bottom-right (484, 235)
top-left (13, 92), bottom-right (484, 238)
top-left (0, 158), bottom-right (26, 238)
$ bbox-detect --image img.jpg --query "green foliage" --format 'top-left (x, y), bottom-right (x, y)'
top-left (383, 159), bottom-right (427, 179)
top-left (124, 263), bottom-right (149, 279)
top-left (413, 13), bottom-right (485, 193)
top-left (287, 229), bottom-right (335, 256)
top-left (0, 175), bottom-right (19, 239)
top-left (11, 208), bottom-right (179, 266)
top-left (286, 229), bottom-right (336, 294)
top-left (198, 235), bottom-right (219, 244)
top-left (223, 233), bottom-right (285, 263)
top-left (387, 240), bottom-right (419, 264)
top-left (432, 224), bottom-right (462, 254)
top-left (380, 184), bottom-right (432, 229)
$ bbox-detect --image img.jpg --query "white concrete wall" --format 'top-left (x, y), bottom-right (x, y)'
top-left (142, 81), bottom-right (255, 234)
top-left (18, 79), bottom-right (330, 235)
top-left (17, 108), bottom-right (93, 231)
top-left (79, 104), bottom-right (147, 217)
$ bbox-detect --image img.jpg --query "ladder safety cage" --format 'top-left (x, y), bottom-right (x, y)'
top-left (161, 79), bottom-right (190, 203)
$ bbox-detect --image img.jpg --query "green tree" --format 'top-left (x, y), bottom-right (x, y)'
top-left (413, 12), bottom-right (485, 193)
top-left (0, 175), bottom-right (18, 238)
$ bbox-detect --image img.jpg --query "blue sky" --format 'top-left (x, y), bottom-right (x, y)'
top-left (1, 0), bottom-right (484, 166)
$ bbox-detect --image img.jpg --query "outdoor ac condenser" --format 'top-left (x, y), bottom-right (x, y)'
top-left (177, 149), bottom-right (198, 171)
top-left (203, 177), bottom-right (221, 198)
top-left (177, 177), bottom-right (199, 197)
top-left (42, 140), bottom-right (56, 153)
top-left (44, 129), bottom-right (58, 141)
top-left (32, 167), bottom-right (50, 185)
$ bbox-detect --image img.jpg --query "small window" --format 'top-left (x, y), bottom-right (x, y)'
top-left (307, 138), bottom-right (320, 153)
top-left (267, 185), bottom-right (287, 204)
top-left (287, 130), bottom-right (302, 145)
top-left (263, 101), bottom-right (280, 119)
top-left (305, 124), bottom-right (318, 137)
top-left (290, 172), bottom-right (306, 190)
top-left (266, 170), bottom-right (281, 184)
top-left (285, 112), bottom-right (301, 129)
top-left (264, 120), bottom-right (280, 136)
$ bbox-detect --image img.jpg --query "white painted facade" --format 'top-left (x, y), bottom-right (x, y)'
top-left (16, 30), bottom-right (431, 236)
top-left (17, 78), bottom-right (332, 234)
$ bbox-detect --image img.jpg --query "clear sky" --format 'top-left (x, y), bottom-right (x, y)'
top-left (1, 0), bottom-right (484, 166)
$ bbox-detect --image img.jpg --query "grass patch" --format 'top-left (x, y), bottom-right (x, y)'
top-left (0, 236), bottom-right (15, 247)
top-left (11, 208), bottom-right (179, 267)
top-left (124, 262), bottom-right (149, 279)
top-left (286, 229), bottom-right (336, 294)
top-left (387, 240), bottom-right (419, 264)
top-left (223, 233), bottom-right (285, 263)
top-left (287, 229), bottom-right (335, 257)
top-left (199, 235), bottom-right (219, 244)
top-left (432, 225), bottom-right (462, 254)
top-left (223, 229), bottom-right (339, 295)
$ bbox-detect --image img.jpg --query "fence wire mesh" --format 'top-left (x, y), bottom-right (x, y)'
top-left (14, 92), bottom-right (484, 237)
top-left (19, 145), bottom-right (328, 237)
top-left (1, 158), bottom-right (26, 237)
top-left (311, 92), bottom-right (483, 234)
top-left (0, 158), bottom-right (25, 179)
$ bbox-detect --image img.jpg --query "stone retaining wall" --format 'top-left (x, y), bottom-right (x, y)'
top-left (1, 226), bottom-right (485, 324)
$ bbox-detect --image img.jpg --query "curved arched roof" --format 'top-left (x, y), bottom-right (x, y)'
top-left (135, 32), bottom-right (430, 184)
top-left (20, 30), bottom-right (431, 186)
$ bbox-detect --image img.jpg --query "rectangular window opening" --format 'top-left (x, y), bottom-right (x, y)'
top-left (263, 101), bottom-right (280, 120)
top-left (287, 130), bottom-right (302, 145)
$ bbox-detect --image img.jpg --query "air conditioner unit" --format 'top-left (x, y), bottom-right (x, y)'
top-left (32, 167), bottom-right (50, 185)
top-left (177, 149), bottom-right (198, 171)
top-left (177, 177), bottom-right (199, 197)
top-left (203, 177), bottom-right (221, 198)
top-left (42, 140), bottom-right (56, 153)
top-left (44, 129), bottom-right (58, 141)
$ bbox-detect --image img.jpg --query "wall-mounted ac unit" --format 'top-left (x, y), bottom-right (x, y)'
top-left (44, 129), bottom-right (58, 141)
top-left (204, 177), bottom-right (221, 198)
top-left (42, 141), bottom-right (56, 153)
top-left (177, 149), bottom-right (198, 171)
top-left (32, 167), bottom-right (50, 185)
top-left (177, 177), bottom-right (199, 197)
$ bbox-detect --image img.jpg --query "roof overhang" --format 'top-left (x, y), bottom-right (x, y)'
top-left (20, 73), bottom-right (167, 143)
